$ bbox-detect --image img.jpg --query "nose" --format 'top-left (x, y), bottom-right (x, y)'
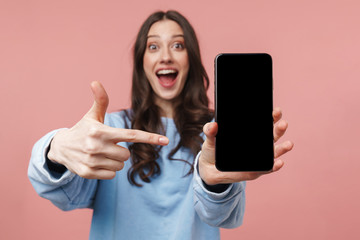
top-left (160, 48), bottom-right (173, 64)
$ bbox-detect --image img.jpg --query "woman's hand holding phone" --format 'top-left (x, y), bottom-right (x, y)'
top-left (198, 107), bottom-right (294, 185)
top-left (47, 81), bottom-right (169, 180)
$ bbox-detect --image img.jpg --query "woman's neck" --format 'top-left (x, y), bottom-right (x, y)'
top-left (155, 97), bottom-right (174, 119)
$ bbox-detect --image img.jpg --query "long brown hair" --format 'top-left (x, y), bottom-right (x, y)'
top-left (126, 10), bottom-right (213, 187)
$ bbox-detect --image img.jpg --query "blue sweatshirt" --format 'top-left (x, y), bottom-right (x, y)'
top-left (28, 111), bottom-right (246, 240)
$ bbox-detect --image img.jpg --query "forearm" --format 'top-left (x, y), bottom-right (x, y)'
top-left (193, 152), bottom-right (246, 228)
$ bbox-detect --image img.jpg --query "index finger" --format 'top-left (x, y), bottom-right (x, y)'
top-left (108, 128), bottom-right (169, 146)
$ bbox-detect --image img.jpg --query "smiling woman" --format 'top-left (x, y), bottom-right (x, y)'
top-left (27, 9), bottom-right (292, 240)
top-left (144, 20), bottom-right (189, 107)
top-left (128, 11), bottom-right (214, 187)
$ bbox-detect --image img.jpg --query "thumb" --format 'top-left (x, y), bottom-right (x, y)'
top-left (203, 122), bottom-right (218, 149)
top-left (200, 122), bottom-right (218, 164)
top-left (85, 81), bottom-right (109, 123)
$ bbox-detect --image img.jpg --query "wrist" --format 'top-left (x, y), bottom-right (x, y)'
top-left (47, 140), bottom-right (60, 164)
top-left (198, 153), bottom-right (227, 186)
top-left (197, 156), bottom-right (230, 193)
top-left (46, 139), bottom-right (67, 174)
top-left (46, 129), bottom-right (67, 165)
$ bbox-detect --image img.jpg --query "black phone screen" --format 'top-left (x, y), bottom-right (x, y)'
top-left (215, 53), bottom-right (274, 171)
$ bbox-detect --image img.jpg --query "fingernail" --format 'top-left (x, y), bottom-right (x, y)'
top-left (159, 137), bottom-right (169, 145)
top-left (207, 125), bottom-right (212, 133)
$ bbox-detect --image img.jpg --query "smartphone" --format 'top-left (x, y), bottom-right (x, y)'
top-left (215, 53), bottom-right (274, 171)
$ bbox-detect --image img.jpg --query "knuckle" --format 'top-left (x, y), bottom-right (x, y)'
top-left (147, 134), bottom-right (155, 144)
top-left (83, 139), bottom-right (101, 154)
top-left (126, 130), bottom-right (137, 141)
top-left (87, 124), bottom-right (103, 138)
top-left (84, 155), bottom-right (97, 168)
top-left (78, 166), bottom-right (93, 178)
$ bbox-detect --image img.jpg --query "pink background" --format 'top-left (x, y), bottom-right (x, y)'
top-left (1, 0), bottom-right (360, 239)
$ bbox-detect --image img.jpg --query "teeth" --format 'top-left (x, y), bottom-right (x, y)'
top-left (157, 69), bottom-right (177, 75)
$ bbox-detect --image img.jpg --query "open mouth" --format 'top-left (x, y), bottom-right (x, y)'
top-left (156, 69), bottom-right (178, 88)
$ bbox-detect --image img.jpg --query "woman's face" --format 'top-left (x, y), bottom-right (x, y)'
top-left (143, 19), bottom-right (189, 109)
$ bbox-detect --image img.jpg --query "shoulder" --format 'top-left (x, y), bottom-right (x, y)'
top-left (104, 109), bottom-right (132, 129)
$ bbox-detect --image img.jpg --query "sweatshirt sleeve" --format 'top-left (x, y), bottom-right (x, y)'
top-left (27, 129), bottom-right (98, 211)
top-left (193, 151), bottom-right (246, 229)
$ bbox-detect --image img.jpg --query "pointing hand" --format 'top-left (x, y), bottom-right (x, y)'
top-left (48, 81), bottom-right (169, 179)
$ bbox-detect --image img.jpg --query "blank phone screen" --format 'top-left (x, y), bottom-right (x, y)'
top-left (215, 53), bottom-right (274, 171)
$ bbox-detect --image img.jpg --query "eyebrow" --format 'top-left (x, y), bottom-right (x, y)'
top-left (147, 34), bottom-right (185, 39)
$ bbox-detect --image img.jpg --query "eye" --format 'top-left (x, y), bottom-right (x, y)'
top-left (173, 42), bottom-right (185, 50)
top-left (148, 44), bottom-right (158, 51)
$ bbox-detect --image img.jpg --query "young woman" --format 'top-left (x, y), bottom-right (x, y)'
top-left (28, 10), bottom-right (293, 240)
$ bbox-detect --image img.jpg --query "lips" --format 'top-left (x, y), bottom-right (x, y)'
top-left (156, 68), bottom-right (178, 88)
